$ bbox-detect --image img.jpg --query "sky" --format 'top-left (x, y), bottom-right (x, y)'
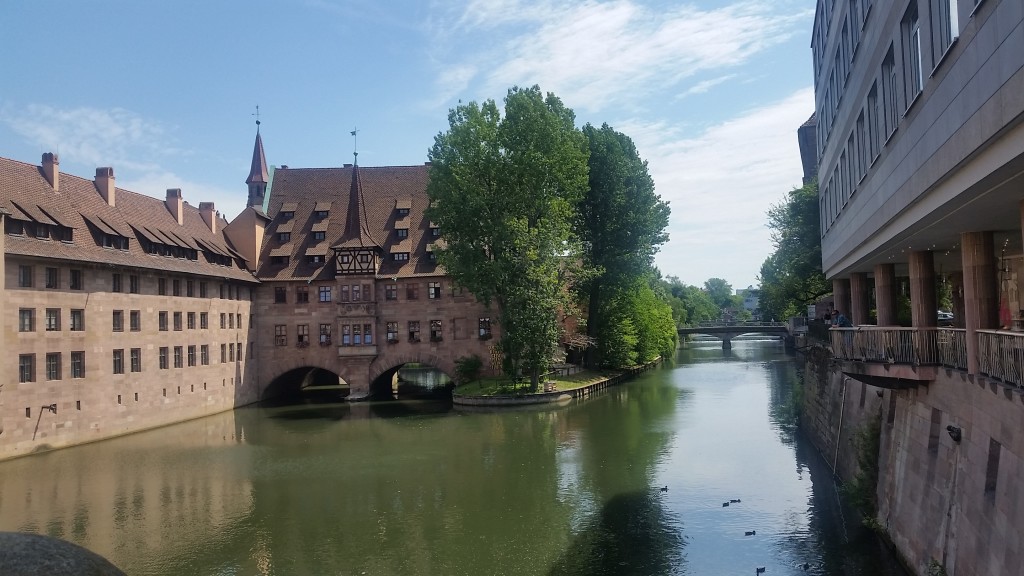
top-left (0, 0), bottom-right (815, 290)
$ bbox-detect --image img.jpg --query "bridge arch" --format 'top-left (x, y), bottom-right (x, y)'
top-left (677, 323), bottom-right (790, 349)
top-left (261, 363), bottom-right (358, 401)
top-left (369, 353), bottom-right (457, 399)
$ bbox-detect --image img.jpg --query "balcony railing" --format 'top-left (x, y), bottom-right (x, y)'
top-left (937, 329), bottom-right (967, 371)
top-left (829, 327), bottom-right (942, 365)
top-left (978, 330), bottom-right (1024, 388)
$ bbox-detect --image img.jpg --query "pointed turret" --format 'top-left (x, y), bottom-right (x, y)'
top-left (246, 128), bottom-right (269, 208)
top-left (335, 162), bottom-right (379, 249)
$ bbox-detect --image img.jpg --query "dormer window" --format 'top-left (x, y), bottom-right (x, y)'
top-left (313, 201), bottom-right (331, 220)
top-left (395, 197), bottom-right (412, 217)
top-left (314, 231), bottom-right (326, 241)
top-left (315, 210), bottom-right (329, 220)
top-left (393, 252), bottom-right (409, 261)
top-left (270, 255), bottom-right (289, 265)
top-left (281, 211), bottom-right (294, 219)
top-left (308, 255), bottom-right (325, 264)
top-left (431, 227), bottom-right (440, 237)
top-left (396, 228), bottom-right (408, 239)
top-left (278, 232), bottom-right (291, 242)
top-left (397, 208), bottom-right (410, 216)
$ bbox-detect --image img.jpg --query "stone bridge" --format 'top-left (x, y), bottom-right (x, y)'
top-left (678, 321), bottom-right (790, 349)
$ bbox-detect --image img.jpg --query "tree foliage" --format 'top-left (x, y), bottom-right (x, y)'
top-left (576, 123), bottom-right (671, 368)
top-left (758, 180), bottom-right (830, 320)
top-left (703, 277), bottom-right (739, 310)
top-left (426, 86), bottom-right (590, 390)
top-left (594, 277), bottom-right (678, 369)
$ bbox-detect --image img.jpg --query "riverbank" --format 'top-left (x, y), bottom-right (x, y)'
top-left (453, 358), bottom-right (662, 407)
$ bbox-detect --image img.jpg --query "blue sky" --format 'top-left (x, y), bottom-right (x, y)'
top-left (0, 0), bottom-right (815, 290)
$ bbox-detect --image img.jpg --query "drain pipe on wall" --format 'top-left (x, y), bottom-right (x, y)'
top-left (832, 375), bottom-right (849, 477)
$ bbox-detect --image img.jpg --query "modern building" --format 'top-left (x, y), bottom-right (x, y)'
top-left (810, 0), bottom-right (1023, 573)
top-left (1, 131), bottom-right (499, 460)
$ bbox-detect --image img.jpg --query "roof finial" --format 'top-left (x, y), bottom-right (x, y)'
top-left (350, 127), bottom-right (359, 166)
top-left (253, 105), bottom-right (261, 132)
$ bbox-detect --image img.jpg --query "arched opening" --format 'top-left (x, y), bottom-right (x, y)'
top-left (261, 366), bottom-right (349, 404)
top-left (369, 363), bottom-right (454, 401)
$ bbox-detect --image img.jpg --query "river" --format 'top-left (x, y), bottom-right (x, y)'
top-left (0, 339), bottom-right (908, 575)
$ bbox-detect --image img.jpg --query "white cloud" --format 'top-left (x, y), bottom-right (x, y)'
top-left (680, 74), bottom-right (737, 98)
top-left (438, 0), bottom-right (804, 112)
top-left (620, 87), bottom-right (815, 288)
top-left (0, 104), bottom-right (175, 171)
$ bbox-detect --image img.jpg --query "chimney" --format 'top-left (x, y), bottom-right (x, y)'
top-left (95, 167), bottom-right (115, 206)
top-left (42, 153), bottom-right (60, 191)
top-left (166, 188), bottom-right (184, 225)
top-left (199, 202), bottom-right (216, 234)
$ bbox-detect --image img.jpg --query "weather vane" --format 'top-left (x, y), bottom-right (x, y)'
top-left (253, 105), bottom-right (261, 130)
top-left (350, 126), bottom-right (359, 164)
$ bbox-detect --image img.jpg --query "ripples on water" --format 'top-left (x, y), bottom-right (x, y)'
top-left (0, 338), bottom-right (907, 575)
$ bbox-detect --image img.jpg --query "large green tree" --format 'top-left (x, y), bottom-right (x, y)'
top-left (426, 86), bottom-right (589, 390)
top-left (577, 123), bottom-right (670, 368)
top-left (703, 277), bottom-right (739, 310)
top-left (758, 180), bottom-right (830, 320)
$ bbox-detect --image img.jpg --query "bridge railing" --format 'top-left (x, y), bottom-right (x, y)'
top-left (978, 330), bottom-right (1024, 388)
top-left (691, 321), bottom-right (786, 328)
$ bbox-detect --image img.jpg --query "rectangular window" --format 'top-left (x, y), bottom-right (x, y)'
top-left (479, 317), bottom-right (492, 339)
top-left (362, 284), bottom-right (371, 302)
top-left (408, 321), bottom-right (420, 342)
top-left (159, 311), bottom-right (168, 331)
top-left (275, 325), bottom-right (287, 346)
top-left (173, 346), bottom-right (183, 368)
top-left (353, 324), bottom-right (362, 345)
top-left (387, 322), bottom-right (399, 342)
top-left (173, 311), bottom-right (182, 331)
top-left (186, 280), bottom-right (194, 297)
top-left (342, 324), bottom-right (352, 346)
top-left (158, 277), bottom-right (167, 295)
top-left (902, 3), bottom-right (923, 108)
top-left (201, 345), bottom-right (210, 365)
top-left (431, 227), bottom-right (440, 237)
top-left (112, 273), bottom-right (123, 293)
top-left (45, 267), bottom-right (59, 289)
top-left (130, 274), bottom-right (140, 294)
top-left (113, 349), bottom-right (125, 374)
top-left (19, 354), bottom-right (35, 382)
top-left (159, 347), bottom-right (169, 369)
top-left (19, 308), bottom-right (35, 332)
top-left (184, 312), bottom-right (193, 330)
top-left (931, 0), bottom-right (959, 66)
top-left (69, 269), bottom-right (82, 290)
top-left (220, 344), bottom-right (227, 363)
top-left (220, 313), bottom-right (226, 329)
top-left (229, 342), bottom-right (235, 362)
top-left (71, 351), bottom-right (85, 378)
top-left (46, 352), bottom-right (62, 380)
top-left (173, 279), bottom-right (181, 296)
top-left (71, 309), bottom-right (84, 331)
top-left (385, 284), bottom-right (398, 300)
top-left (364, 323), bottom-right (373, 345)
top-left (130, 348), bottom-right (142, 372)
top-left (313, 231), bottom-right (326, 241)
top-left (112, 310), bottom-right (124, 332)
top-left (406, 283), bottom-right (419, 300)
top-left (867, 83), bottom-right (880, 160)
top-left (881, 46), bottom-right (898, 138)
top-left (297, 286), bottom-right (309, 303)
top-left (229, 314), bottom-right (234, 329)
top-left (319, 286), bottom-right (332, 302)
top-left (237, 313), bottom-right (241, 328)
top-left (46, 308), bottom-right (60, 331)
top-left (428, 282), bottom-right (442, 299)
top-left (352, 284), bottom-right (361, 302)
top-left (430, 319), bottom-right (443, 342)
top-left (200, 281), bottom-right (208, 298)
top-left (340, 285), bottom-right (350, 302)
top-left (320, 323), bottom-right (332, 345)
top-left (188, 345), bottom-right (196, 367)
top-left (396, 228), bottom-right (408, 239)
top-left (392, 252), bottom-right (409, 261)
top-left (18, 265), bottom-right (33, 287)
top-left (298, 324), bottom-right (310, 346)
top-left (274, 286), bottom-right (287, 303)
top-left (200, 312), bottom-right (209, 329)
top-left (278, 232), bottom-right (291, 242)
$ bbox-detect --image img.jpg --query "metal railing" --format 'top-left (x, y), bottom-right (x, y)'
top-left (978, 330), bottom-right (1024, 388)
top-left (936, 329), bottom-right (967, 371)
top-left (830, 327), bottom-right (942, 365)
top-left (692, 321), bottom-right (786, 328)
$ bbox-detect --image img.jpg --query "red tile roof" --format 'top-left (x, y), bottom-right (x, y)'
top-left (256, 164), bottom-right (443, 280)
top-left (0, 155), bottom-right (257, 282)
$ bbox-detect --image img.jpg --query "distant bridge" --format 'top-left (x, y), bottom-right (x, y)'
top-left (678, 321), bottom-right (790, 349)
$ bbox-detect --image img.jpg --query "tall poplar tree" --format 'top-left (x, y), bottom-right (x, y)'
top-left (426, 86), bottom-right (590, 390)
top-left (577, 123), bottom-right (670, 367)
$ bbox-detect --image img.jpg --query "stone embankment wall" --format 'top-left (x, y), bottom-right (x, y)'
top-left (799, 338), bottom-right (1024, 576)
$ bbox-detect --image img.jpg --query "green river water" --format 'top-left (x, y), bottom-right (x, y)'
top-left (0, 339), bottom-right (908, 575)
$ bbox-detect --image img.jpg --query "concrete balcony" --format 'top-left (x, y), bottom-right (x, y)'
top-left (830, 327), bottom-right (940, 387)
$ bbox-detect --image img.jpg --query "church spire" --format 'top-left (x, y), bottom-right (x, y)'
top-left (246, 107), bottom-right (269, 208)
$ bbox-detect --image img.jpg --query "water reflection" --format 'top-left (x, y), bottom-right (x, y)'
top-left (0, 339), bottom-right (906, 575)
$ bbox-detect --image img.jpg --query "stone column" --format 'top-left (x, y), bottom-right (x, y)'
top-left (950, 271), bottom-right (965, 328)
top-left (850, 273), bottom-right (870, 325)
top-left (874, 264), bottom-right (897, 326)
top-left (909, 251), bottom-right (937, 328)
top-left (832, 278), bottom-right (851, 320)
top-left (961, 232), bottom-right (997, 375)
